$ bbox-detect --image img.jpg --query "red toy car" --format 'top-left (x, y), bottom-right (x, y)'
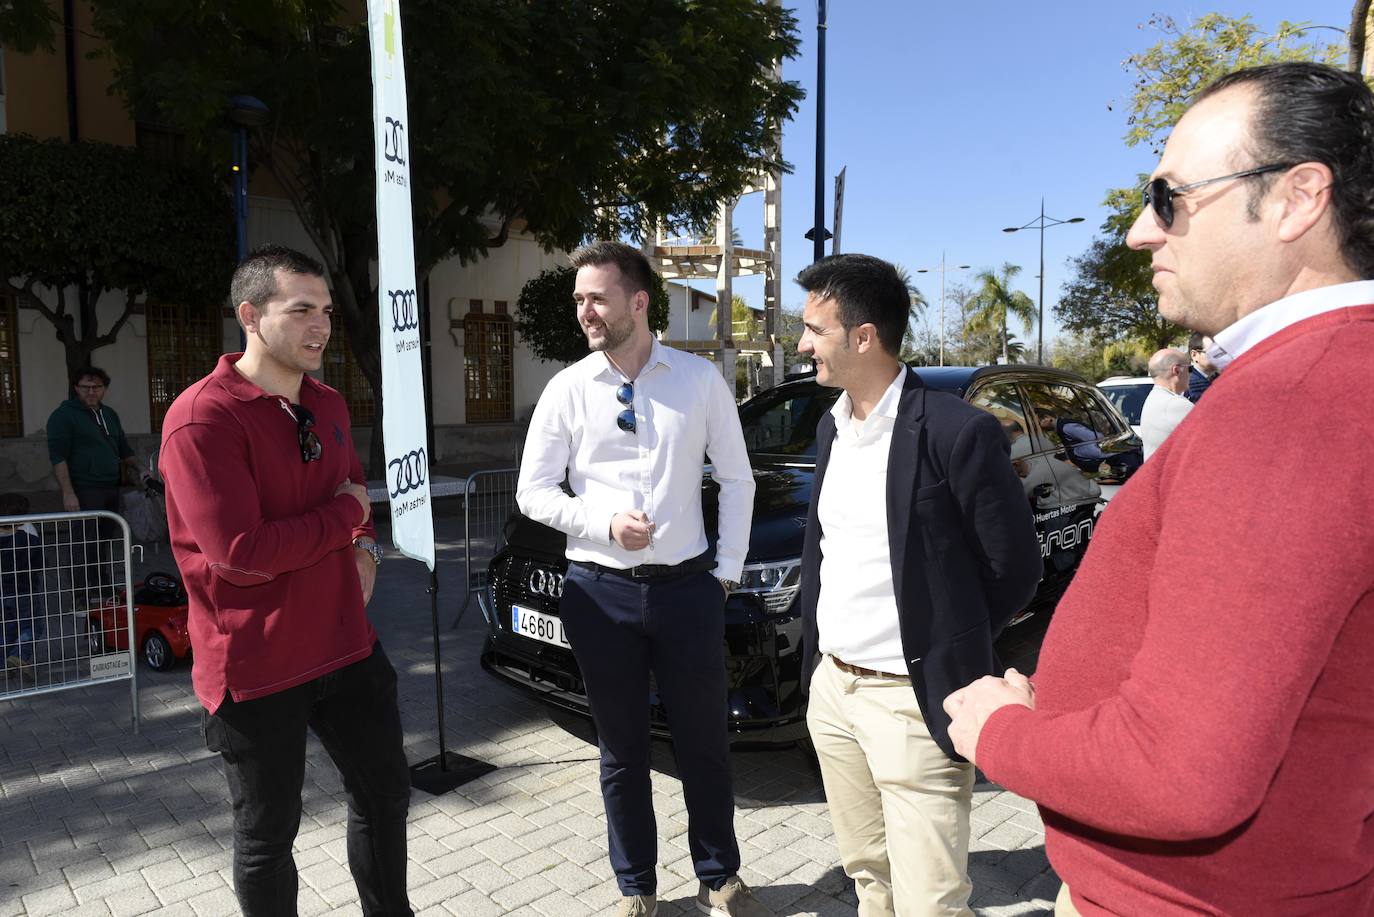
top-left (87, 571), bottom-right (192, 671)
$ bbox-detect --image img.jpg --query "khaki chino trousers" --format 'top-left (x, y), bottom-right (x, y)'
top-left (807, 655), bottom-right (976, 917)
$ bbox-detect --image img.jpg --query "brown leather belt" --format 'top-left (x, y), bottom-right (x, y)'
top-left (830, 655), bottom-right (908, 680)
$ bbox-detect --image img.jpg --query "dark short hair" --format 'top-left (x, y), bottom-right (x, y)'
top-left (568, 241), bottom-right (657, 298)
top-left (1188, 331), bottom-right (1207, 352)
top-left (71, 365), bottom-right (110, 387)
top-left (0, 493), bottom-right (30, 516)
top-left (794, 254), bottom-right (908, 356)
top-left (230, 244), bottom-right (327, 311)
top-left (1196, 62), bottom-right (1374, 278)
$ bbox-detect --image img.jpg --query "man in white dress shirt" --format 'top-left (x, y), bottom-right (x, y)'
top-left (1138, 348), bottom-right (1194, 460)
top-left (516, 241), bottom-right (764, 917)
top-left (794, 254), bottom-right (1041, 917)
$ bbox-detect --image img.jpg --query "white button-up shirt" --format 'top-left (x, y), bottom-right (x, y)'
top-left (516, 339), bottom-right (755, 581)
top-left (816, 368), bottom-right (907, 675)
top-left (1139, 384), bottom-right (1193, 461)
top-left (1208, 280), bottom-right (1374, 370)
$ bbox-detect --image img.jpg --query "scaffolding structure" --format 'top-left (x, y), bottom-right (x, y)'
top-left (642, 5), bottom-right (785, 397)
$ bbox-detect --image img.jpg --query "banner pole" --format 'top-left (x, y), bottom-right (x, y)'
top-left (429, 569), bottom-right (447, 766)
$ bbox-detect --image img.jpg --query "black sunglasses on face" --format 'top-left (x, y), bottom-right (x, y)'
top-left (615, 382), bottom-right (636, 433)
top-left (1141, 163), bottom-right (1294, 228)
top-left (292, 403), bottom-right (323, 463)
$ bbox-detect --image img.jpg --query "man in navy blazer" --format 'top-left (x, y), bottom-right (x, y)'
top-left (795, 254), bottom-right (1042, 916)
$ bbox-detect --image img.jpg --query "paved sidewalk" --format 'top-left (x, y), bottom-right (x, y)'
top-left (1, 517), bottom-right (1058, 916)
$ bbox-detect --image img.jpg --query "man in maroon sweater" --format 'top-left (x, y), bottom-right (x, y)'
top-left (944, 62), bottom-right (1374, 916)
top-left (161, 245), bottom-right (413, 916)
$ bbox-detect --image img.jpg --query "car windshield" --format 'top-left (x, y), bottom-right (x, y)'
top-left (1100, 383), bottom-right (1150, 426)
top-left (738, 384), bottom-right (840, 458)
top-left (738, 372), bottom-right (966, 460)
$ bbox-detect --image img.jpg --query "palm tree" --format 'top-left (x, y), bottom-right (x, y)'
top-left (966, 263), bottom-right (1036, 364)
top-left (893, 265), bottom-right (929, 356)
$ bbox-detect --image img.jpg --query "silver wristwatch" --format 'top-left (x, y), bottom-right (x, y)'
top-left (354, 538), bottom-right (384, 566)
top-left (717, 577), bottom-right (740, 595)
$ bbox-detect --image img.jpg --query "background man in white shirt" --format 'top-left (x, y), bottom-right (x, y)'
top-left (1138, 348), bottom-right (1193, 460)
top-left (516, 242), bottom-right (763, 917)
top-left (794, 254), bottom-right (1041, 917)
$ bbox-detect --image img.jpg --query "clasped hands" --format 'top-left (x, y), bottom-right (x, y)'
top-left (943, 667), bottom-right (1036, 765)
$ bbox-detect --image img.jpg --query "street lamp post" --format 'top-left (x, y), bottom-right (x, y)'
top-left (228, 95), bottom-right (270, 262)
top-left (808, 0), bottom-right (829, 263)
top-left (229, 95), bottom-right (268, 351)
top-left (916, 254), bottom-right (970, 367)
top-left (1003, 199), bottom-right (1084, 364)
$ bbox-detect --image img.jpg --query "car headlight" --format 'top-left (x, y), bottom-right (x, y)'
top-left (737, 558), bottom-right (801, 615)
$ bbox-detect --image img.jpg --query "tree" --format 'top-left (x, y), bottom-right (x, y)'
top-left (0, 134), bottom-right (234, 378)
top-left (1121, 13), bottom-right (1344, 154)
top-left (1055, 188), bottom-right (1181, 355)
top-left (86, 0), bottom-right (803, 471)
top-left (893, 265), bottom-right (929, 359)
top-left (514, 266), bottom-right (670, 365)
top-left (1351, 0), bottom-right (1372, 72)
top-left (965, 264), bottom-right (1035, 365)
top-left (0, 0), bottom-right (58, 52)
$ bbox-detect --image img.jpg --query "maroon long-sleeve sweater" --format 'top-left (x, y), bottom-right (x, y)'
top-left (161, 355), bottom-right (376, 713)
top-left (978, 305), bottom-right (1374, 916)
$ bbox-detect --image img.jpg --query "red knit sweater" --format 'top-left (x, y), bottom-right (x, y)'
top-left (978, 305), bottom-right (1374, 916)
top-left (161, 355), bottom-right (376, 713)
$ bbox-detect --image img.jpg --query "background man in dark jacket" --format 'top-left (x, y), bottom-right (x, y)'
top-left (795, 254), bottom-right (1041, 916)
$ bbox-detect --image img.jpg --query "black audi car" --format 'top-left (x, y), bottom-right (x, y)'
top-left (480, 365), bottom-right (1142, 746)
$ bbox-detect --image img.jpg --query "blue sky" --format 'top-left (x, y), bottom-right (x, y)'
top-left (717, 0), bottom-right (1350, 347)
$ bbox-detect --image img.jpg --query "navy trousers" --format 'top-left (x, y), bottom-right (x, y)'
top-left (560, 564), bottom-right (740, 896)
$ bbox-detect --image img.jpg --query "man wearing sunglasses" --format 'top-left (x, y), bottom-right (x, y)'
top-left (944, 62), bottom-right (1374, 916)
top-left (516, 241), bottom-right (761, 917)
top-left (160, 245), bottom-right (413, 916)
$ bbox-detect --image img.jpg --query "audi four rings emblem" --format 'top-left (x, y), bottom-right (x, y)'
top-left (390, 288), bottom-right (418, 332)
top-left (528, 569), bottom-right (564, 598)
top-left (388, 448), bottom-right (427, 497)
top-left (383, 116), bottom-right (407, 165)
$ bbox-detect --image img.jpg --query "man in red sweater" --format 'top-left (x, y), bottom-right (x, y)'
top-left (161, 245), bottom-right (413, 916)
top-left (944, 62), bottom-right (1374, 916)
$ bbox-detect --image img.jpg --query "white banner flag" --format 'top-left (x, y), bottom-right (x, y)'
top-left (367, 0), bottom-right (434, 570)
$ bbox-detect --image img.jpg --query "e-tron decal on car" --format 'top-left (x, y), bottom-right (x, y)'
top-left (1039, 518), bottom-right (1093, 558)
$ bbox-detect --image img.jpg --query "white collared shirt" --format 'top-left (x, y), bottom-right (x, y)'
top-left (1208, 280), bottom-right (1374, 371)
top-left (1139, 384), bottom-right (1193, 461)
top-left (516, 338), bottom-right (755, 581)
top-left (816, 367), bottom-right (907, 674)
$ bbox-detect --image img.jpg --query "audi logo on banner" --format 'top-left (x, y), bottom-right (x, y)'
top-left (390, 288), bottom-right (418, 332)
top-left (383, 116), bottom-right (407, 166)
top-left (527, 568), bottom-right (564, 598)
top-left (388, 448), bottom-right (427, 497)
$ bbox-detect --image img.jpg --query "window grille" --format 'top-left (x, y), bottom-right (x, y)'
top-left (146, 302), bottom-right (222, 432)
top-left (0, 293), bottom-right (22, 436)
top-left (463, 312), bottom-right (513, 423)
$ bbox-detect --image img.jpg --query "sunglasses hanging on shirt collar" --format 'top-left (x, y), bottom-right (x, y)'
top-left (283, 402), bottom-right (323, 463)
top-left (615, 382), bottom-right (636, 433)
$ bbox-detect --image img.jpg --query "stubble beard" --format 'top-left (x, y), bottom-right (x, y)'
top-left (587, 317), bottom-right (633, 353)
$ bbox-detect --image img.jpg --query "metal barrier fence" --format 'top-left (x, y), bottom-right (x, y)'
top-left (460, 468), bottom-right (520, 623)
top-left (0, 510), bottom-right (139, 730)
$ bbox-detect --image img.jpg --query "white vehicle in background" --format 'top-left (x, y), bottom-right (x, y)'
top-left (1098, 376), bottom-right (1153, 438)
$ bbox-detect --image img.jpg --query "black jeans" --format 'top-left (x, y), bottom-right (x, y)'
top-left (203, 644), bottom-right (414, 917)
top-left (73, 483), bottom-right (122, 596)
top-left (559, 565), bottom-right (739, 895)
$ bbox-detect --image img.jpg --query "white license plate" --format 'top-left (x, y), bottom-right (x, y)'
top-left (510, 604), bottom-right (570, 649)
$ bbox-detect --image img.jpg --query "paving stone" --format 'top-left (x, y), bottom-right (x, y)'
top-left (21, 882), bottom-right (79, 917)
top-left (0, 516), bottom-right (1055, 917)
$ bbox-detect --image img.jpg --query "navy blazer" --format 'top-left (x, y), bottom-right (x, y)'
top-left (799, 368), bottom-right (1043, 761)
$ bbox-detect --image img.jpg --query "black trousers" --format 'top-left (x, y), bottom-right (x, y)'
top-left (203, 644), bottom-right (414, 917)
top-left (560, 564), bottom-right (740, 896)
top-left (73, 483), bottom-right (122, 596)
